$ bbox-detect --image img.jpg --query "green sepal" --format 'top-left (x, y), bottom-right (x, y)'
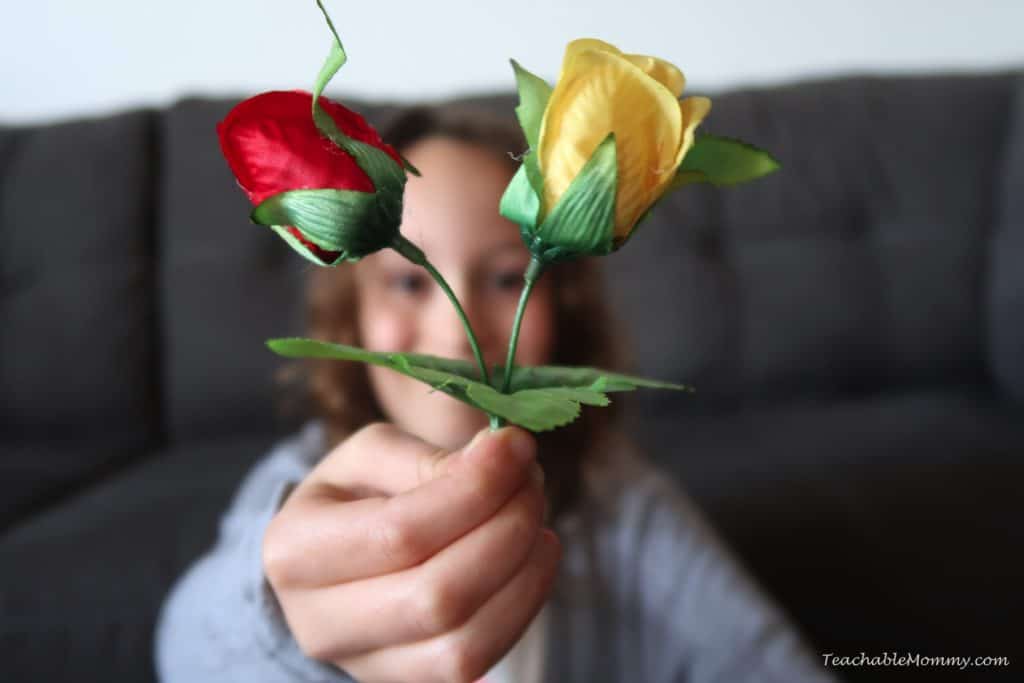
top-left (268, 225), bottom-right (350, 266)
top-left (266, 338), bottom-right (619, 431)
top-left (251, 188), bottom-right (394, 258)
top-left (510, 59), bottom-right (552, 155)
top-left (312, 0), bottom-right (407, 197)
top-left (499, 163), bottom-right (541, 229)
top-left (509, 60), bottom-right (550, 204)
top-left (398, 152), bottom-right (421, 177)
top-left (672, 134), bottom-right (781, 189)
top-left (530, 132), bottom-right (618, 258)
top-left (313, 0), bottom-right (348, 101)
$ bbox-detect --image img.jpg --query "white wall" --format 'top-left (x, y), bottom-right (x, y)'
top-left (3, 0), bottom-right (1022, 124)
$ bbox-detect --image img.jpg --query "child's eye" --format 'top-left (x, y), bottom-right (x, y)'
top-left (390, 272), bottom-right (428, 294)
top-left (492, 270), bottom-right (523, 291)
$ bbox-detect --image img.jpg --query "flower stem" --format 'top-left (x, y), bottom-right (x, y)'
top-left (390, 235), bottom-right (492, 389)
top-left (501, 257), bottom-right (546, 395)
top-left (391, 235), bottom-right (500, 429)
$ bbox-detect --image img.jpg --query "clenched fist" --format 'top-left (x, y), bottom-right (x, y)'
top-left (262, 423), bottom-right (561, 683)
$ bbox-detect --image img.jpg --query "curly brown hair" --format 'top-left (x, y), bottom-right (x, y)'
top-left (299, 103), bottom-right (627, 523)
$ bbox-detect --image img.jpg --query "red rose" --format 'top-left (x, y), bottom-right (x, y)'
top-left (217, 90), bottom-right (403, 263)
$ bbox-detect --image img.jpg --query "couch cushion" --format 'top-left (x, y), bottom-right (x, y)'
top-left (0, 110), bottom-right (159, 521)
top-left (157, 97), bottom-right (311, 443)
top-left (989, 73), bottom-right (1024, 402)
top-left (626, 389), bottom-right (1024, 671)
top-left (606, 71), bottom-right (1020, 407)
top-left (0, 433), bottom-right (272, 683)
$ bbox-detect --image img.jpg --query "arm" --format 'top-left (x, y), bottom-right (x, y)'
top-left (594, 447), bottom-right (836, 683)
top-left (154, 424), bottom-right (352, 682)
top-left (155, 422), bottom-right (556, 683)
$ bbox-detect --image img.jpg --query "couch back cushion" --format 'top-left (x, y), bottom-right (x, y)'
top-left (158, 98), bottom-right (310, 442)
top-left (158, 71), bottom-right (1019, 440)
top-left (604, 71), bottom-right (1018, 411)
top-left (0, 110), bottom-right (158, 522)
top-left (988, 74), bottom-right (1024, 402)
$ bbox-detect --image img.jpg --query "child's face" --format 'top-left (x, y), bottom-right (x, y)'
top-left (355, 136), bottom-right (556, 449)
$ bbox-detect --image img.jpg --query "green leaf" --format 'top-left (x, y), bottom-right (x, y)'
top-left (535, 132), bottom-right (618, 255)
top-left (387, 348), bottom-right (692, 394)
top-left (674, 135), bottom-right (780, 188)
top-left (502, 364), bottom-right (692, 393)
top-left (499, 163), bottom-right (541, 229)
top-left (251, 189), bottom-right (393, 257)
top-left (266, 338), bottom-right (611, 431)
top-left (266, 337), bottom-right (692, 431)
top-left (466, 384), bottom-right (609, 430)
top-left (311, 0), bottom-right (407, 197)
top-left (510, 59), bottom-right (552, 153)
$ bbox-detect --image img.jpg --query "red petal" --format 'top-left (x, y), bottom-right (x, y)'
top-left (216, 90), bottom-right (403, 205)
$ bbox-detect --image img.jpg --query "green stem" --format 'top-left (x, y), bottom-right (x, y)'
top-left (391, 235), bottom-right (492, 389)
top-left (392, 236), bottom-right (500, 431)
top-left (501, 257), bottom-right (546, 395)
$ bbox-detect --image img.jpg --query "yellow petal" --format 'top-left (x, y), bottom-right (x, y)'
top-left (558, 38), bottom-right (623, 81)
top-left (623, 54), bottom-right (686, 98)
top-left (672, 96), bottom-right (713, 171)
top-left (539, 48), bottom-right (683, 238)
top-left (560, 41), bottom-right (685, 97)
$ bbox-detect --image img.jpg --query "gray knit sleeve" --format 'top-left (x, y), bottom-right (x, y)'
top-left (154, 423), bottom-right (356, 683)
top-left (583, 442), bottom-right (837, 683)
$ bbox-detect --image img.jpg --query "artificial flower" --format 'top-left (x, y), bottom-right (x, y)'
top-left (501, 38), bottom-right (779, 265)
top-left (538, 38), bottom-right (711, 242)
top-left (217, 90), bottom-right (404, 265)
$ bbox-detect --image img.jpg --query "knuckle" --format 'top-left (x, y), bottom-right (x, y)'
top-left (419, 446), bottom-right (451, 485)
top-left (411, 579), bottom-right (470, 637)
top-left (292, 623), bottom-right (337, 664)
top-left (510, 513), bottom-right (538, 547)
top-left (509, 487), bottom-right (545, 539)
top-left (355, 421), bottom-right (395, 446)
top-left (462, 467), bottom-right (501, 507)
top-left (435, 636), bottom-right (483, 683)
top-left (339, 422), bottom-right (390, 463)
top-left (372, 515), bottom-right (424, 566)
top-left (261, 518), bottom-right (297, 588)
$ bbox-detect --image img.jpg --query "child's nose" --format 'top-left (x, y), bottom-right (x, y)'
top-left (426, 285), bottom-right (499, 365)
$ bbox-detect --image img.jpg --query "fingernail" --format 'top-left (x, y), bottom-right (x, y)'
top-left (501, 427), bottom-right (536, 464)
top-left (460, 428), bottom-right (491, 460)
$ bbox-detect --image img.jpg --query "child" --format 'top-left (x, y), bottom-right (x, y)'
top-left (156, 104), bottom-right (835, 683)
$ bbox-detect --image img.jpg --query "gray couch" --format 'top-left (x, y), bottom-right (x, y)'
top-left (2, 68), bottom-right (1023, 682)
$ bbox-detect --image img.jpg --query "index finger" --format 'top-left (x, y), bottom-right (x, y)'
top-left (268, 425), bottom-right (541, 586)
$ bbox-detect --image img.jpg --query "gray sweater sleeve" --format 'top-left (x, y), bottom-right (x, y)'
top-left (156, 424), bottom-right (835, 682)
top-left (576, 439), bottom-right (835, 683)
top-left (154, 424), bottom-right (353, 682)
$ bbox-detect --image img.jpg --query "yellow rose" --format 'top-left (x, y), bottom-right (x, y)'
top-left (501, 38), bottom-right (776, 263)
top-left (538, 39), bottom-right (711, 241)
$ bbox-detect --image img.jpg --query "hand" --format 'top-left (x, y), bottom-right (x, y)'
top-left (262, 423), bottom-right (561, 683)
